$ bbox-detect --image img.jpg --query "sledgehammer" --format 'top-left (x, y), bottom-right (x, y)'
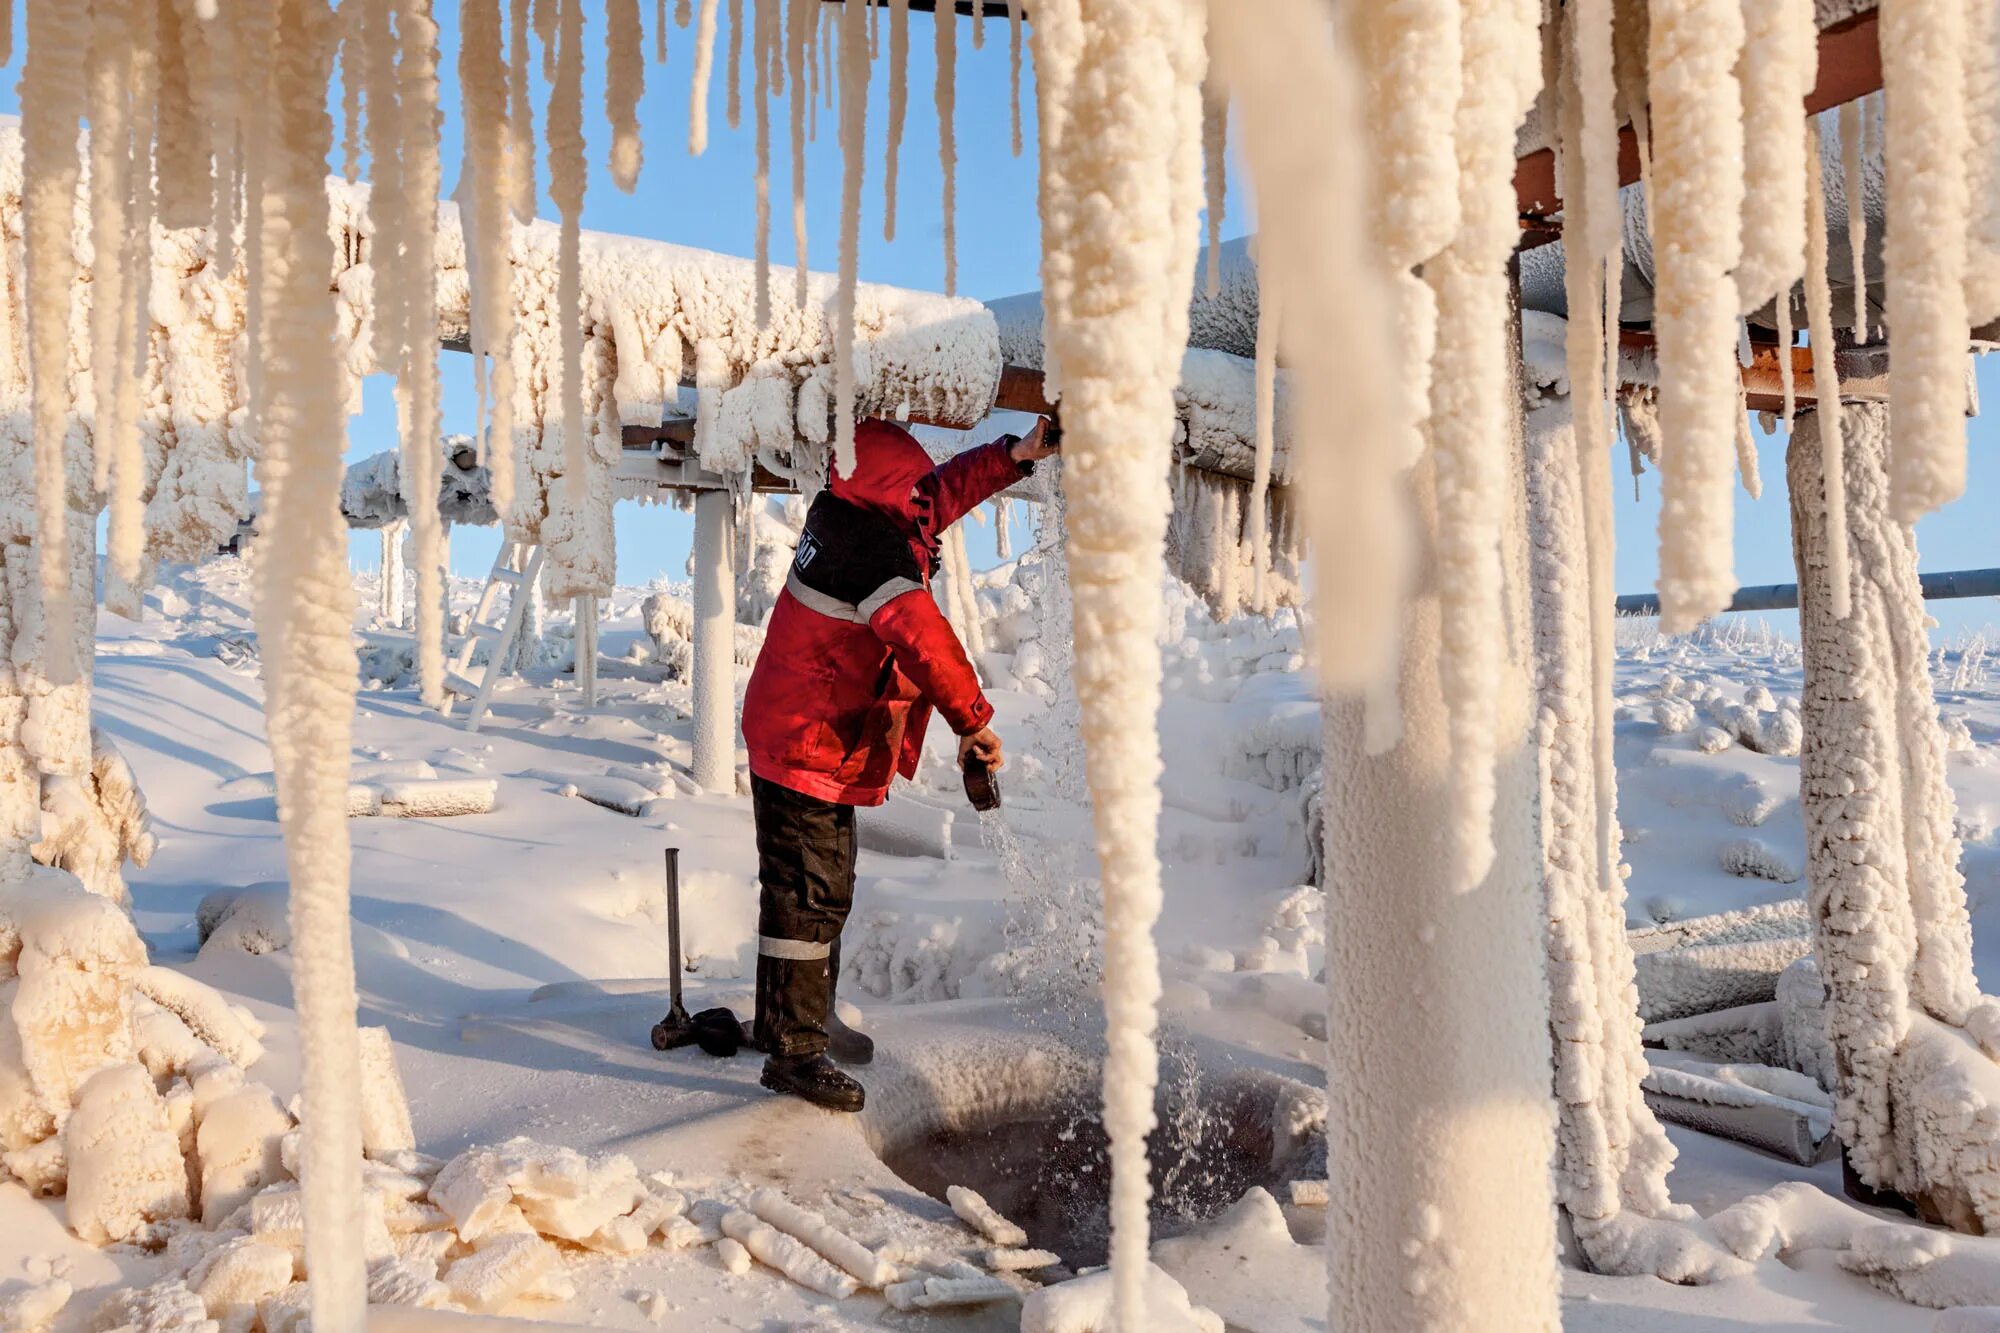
top-left (649, 847), bottom-right (697, 1050)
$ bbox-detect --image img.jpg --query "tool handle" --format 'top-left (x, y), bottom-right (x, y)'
top-left (665, 847), bottom-right (683, 1008)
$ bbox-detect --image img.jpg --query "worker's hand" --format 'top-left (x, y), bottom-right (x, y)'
top-left (959, 726), bottom-right (1004, 772)
top-left (1009, 418), bottom-right (1060, 464)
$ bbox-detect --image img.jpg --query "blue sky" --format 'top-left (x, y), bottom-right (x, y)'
top-left (3, 6), bottom-right (1993, 635)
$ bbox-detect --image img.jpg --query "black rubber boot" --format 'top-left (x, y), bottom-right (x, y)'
top-left (760, 1053), bottom-right (866, 1112)
top-left (825, 938), bottom-right (874, 1066)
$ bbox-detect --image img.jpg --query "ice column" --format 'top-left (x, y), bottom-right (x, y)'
top-left (1320, 340), bottom-right (1562, 1332)
top-left (691, 488), bottom-right (739, 793)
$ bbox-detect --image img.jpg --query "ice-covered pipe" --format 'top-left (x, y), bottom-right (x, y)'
top-left (691, 488), bottom-right (739, 793)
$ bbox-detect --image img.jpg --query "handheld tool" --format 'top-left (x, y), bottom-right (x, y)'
top-left (649, 847), bottom-right (698, 1050)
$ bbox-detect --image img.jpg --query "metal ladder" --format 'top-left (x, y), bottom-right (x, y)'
top-left (441, 541), bottom-right (546, 732)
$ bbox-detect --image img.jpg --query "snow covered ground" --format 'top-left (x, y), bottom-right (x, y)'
top-left (5, 552), bottom-right (2000, 1331)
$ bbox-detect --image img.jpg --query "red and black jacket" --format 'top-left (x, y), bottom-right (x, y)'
top-left (742, 420), bottom-right (1030, 806)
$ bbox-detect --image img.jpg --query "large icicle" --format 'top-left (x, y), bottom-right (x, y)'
top-left (1733, 0), bottom-right (1817, 316)
top-left (788, 0), bottom-right (810, 304)
top-left (1880, 0), bottom-right (1972, 523)
top-left (549, 0), bottom-right (588, 508)
top-left (607, 0), bottom-right (645, 189)
top-left (883, 0), bottom-right (909, 240)
top-left (21, 2), bottom-right (88, 685)
top-left (1247, 288), bottom-right (1277, 612)
top-left (250, 4), bottom-right (369, 1326)
top-left (831, 0), bottom-right (872, 477)
top-left (1420, 0), bottom-right (1541, 891)
top-left (507, 0), bottom-right (537, 218)
top-left (1804, 120), bottom-right (1850, 621)
top-left (90, 0), bottom-right (144, 615)
top-left (1967, 0), bottom-right (2000, 323)
top-left (462, 0), bottom-right (519, 521)
top-left (400, 2), bottom-right (448, 710)
top-left (934, 2), bottom-right (958, 296)
top-left (1839, 98), bottom-right (1871, 343)
top-left (754, 0), bottom-right (776, 325)
top-left (1201, 82), bottom-right (1226, 300)
top-left (1647, 0), bottom-right (1746, 633)
top-left (689, 0), bottom-right (721, 154)
top-left (1030, 0), bottom-right (1205, 1323)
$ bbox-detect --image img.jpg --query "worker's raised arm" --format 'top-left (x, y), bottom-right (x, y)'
top-left (865, 586), bottom-right (994, 738)
top-left (928, 417), bottom-right (1057, 529)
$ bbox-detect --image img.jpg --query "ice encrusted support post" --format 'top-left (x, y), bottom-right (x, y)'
top-left (1321, 319), bottom-right (1562, 1329)
top-left (691, 485), bottom-right (739, 793)
top-left (1787, 401), bottom-right (2000, 1228)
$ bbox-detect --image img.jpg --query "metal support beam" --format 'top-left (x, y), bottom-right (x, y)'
top-left (1615, 567), bottom-right (2000, 618)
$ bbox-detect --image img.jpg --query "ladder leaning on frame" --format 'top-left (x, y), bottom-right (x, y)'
top-left (440, 540), bottom-right (550, 731)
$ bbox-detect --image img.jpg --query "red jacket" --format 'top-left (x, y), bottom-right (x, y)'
top-left (742, 420), bottom-right (1029, 806)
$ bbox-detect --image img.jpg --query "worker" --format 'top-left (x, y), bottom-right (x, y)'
top-left (741, 416), bottom-right (1058, 1111)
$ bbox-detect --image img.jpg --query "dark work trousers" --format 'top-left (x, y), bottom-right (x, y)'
top-left (751, 774), bottom-right (857, 1058)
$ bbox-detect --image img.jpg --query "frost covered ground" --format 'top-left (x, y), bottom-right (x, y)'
top-left (5, 553), bottom-right (2000, 1331)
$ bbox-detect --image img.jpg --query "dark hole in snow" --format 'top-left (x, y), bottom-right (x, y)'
top-left (878, 1073), bottom-right (1320, 1270)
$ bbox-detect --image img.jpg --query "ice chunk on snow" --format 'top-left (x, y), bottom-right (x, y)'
top-left (884, 1275), bottom-right (1019, 1310)
top-left (195, 885), bottom-right (292, 957)
top-left (445, 1232), bottom-right (560, 1312)
top-left (367, 1256), bottom-right (453, 1308)
top-left (189, 1238), bottom-right (295, 1319)
top-left (716, 1236), bottom-right (751, 1274)
top-left (1154, 1188), bottom-right (1321, 1333)
top-left (92, 1279), bottom-right (213, 1332)
top-left (134, 967), bottom-right (265, 1070)
top-left (719, 1209), bottom-right (859, 1298)
top-left (357, 1026), bottom-right (416, 1156)
top-left (947, 1184), bottom-right (1027, 1247)
top-left (62, 1061), bottom-right (190, 1244)
top-left (986, 1247), bottom-right (1061, 1271)
top-left (429, 1147), bottom-right (515, 1241)
top-left (748, 1186), bottom-right (897, 1287)
top-left (195, 1083), bottom-right (292, 1226)
top-left (1021, 1263), bottom-right (1223, 1333)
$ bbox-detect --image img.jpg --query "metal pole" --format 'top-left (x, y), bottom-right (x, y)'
top-left (691, 488), bottom-right (739, 792)
top-left (1615, 567), bottom-right (2000, 618)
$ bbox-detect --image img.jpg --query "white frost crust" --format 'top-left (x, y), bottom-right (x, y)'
top-left (1648, 0), bottom-right (1746, 632)
top-left (1020, 1263), bottom-right (1221, 1333)
top-left (195, 1081), bottom-right (292, 1227)
top-left (356, 1025), bottom-right (415, 1156)
top-left (947, 1184), bottom-right (1028, 1248)
top-left (1880, 0), bottom-right (1973, 522)
top-left (1803, 119), bottom-right (1852, 621)
top-left (1966, 0), bottom-right (2000, 323)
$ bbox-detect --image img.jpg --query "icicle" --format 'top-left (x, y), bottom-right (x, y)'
top-left (342, 1), bottom-right (366, 183)
top-left (1648, 0), bottom-right (1746, 634)
top-left (726, 0), bottom-right (744, 129)
top-left (831, 0), bottom-right (872, 478)
top-left (536, 0), bottom-right (558, 76)
top-left (1248, 287), bottom-right (1278, 611)
top-left (91, 0), bottom-right (144, 614)
top-left (657, 0), bottom-right (669, 61)
top-left (677, 0), bottom-right (691, 26)
top-left (1030, 0), bottom-right (1206, 1321)
top-left (1968, 0), bottom-right (2000, 323)
top-left (1006, 0), bottom-right (1023, 157)
top-left (1420, 0), bottom-right (1543, 890)
top-left (689, 0), bottom-right (721, 154)
top-left (608, 0), bottom-right (645, 189)
top-left (1733, 381), bottom-right (1761, 499)
top-left (994, 497), bottom-right (1013, 559)
top-left (191, 3), bottom-right (243, 279)
top-left (550, 0), bottom-right (589, 511)
top-left (508, 0), bottom-right (538, 219)
top-left (754, 0), bottom-right (775, 325)
top-left (883, 0), bottom-right (910, 241)
top-left (22, 1), bottom-right (89, 684)
top-left (1201, 82), bottom-right (1227, 301)
top-left (819, 1), bottom-right (833, 114)
top-left (970, 0), bottom-right (984, 50)
top-left (153, 0), bottom-right (210, 230)
top-left (1777, 300), bottom-right (1797, 432)
top-left (1733, 0), bottom-right (1817, 316)
top-left (127, 0), bottom-right (159, 380)
top-left (869, 0), bottom-right (880, 57)
top-left (0, 0), bottom-right (11, 66)
top-left (788, 0), bottom-right (809, 304)
top-left (1805, 118), bottom-right (1850, 621)
top-left (249, 8), bottom-right (369, 1329)
top-left (1881, 3), bottom-right (1973, 523)
top-left (806, 0), bottom-right (821, 137)
top-left (935, 2), bottom-right (958, 296)
top-left (463, 0), bottom-right (518, 521)
top-left (398, 0), bottom-right (448, 710)
top-left (1839, 98), bottom-right (1870, 343)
